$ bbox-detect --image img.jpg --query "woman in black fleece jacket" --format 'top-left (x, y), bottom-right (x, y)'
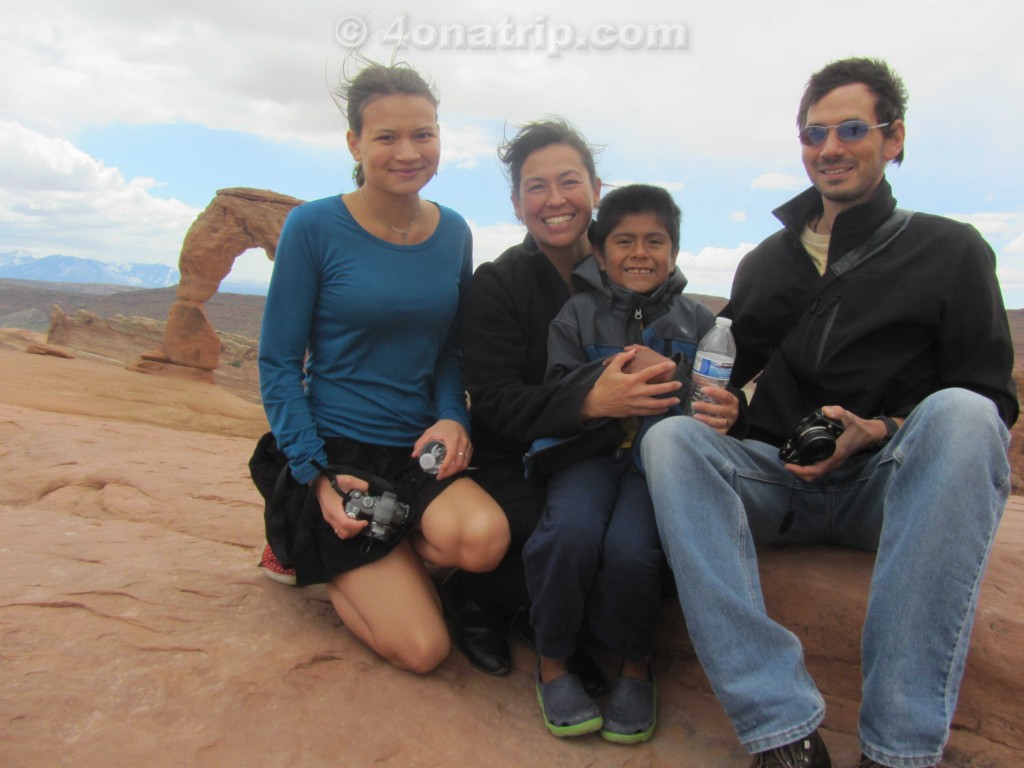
top-left (443, 118), bottom-right (684, 681)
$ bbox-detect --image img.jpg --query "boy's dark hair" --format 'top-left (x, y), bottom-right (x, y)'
top-left (498, 116), bottom-right (600, 196)
top-left (593, 184), bottom-right (682, 254)
top-left (798, 56), bottom-right (908, 165)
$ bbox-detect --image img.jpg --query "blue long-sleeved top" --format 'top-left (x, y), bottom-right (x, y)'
top-left (258, 194), bottom-right (473, 485)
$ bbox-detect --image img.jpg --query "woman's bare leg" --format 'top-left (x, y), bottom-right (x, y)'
top-left (414, 478), bottom-right (510, 571)
top-left (326, 542), bottom-right (449, 674)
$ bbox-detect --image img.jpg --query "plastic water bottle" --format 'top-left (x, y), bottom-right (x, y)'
top-left (687, 317), bottom-right (736, 414)
top-left (418, 441), bottom-right (446, 475)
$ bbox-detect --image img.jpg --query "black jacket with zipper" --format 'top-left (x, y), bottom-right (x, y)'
top-left (723, 178), bottom-right (1018, 445)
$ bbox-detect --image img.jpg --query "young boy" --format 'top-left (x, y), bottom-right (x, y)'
top-left (524, 184), bottom-right (734, 743)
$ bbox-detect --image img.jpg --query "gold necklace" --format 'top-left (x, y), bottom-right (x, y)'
top-left (360, 190), bottom-right (421, 243)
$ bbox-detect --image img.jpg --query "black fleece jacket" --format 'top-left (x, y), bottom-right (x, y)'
top-left (722, 179), bottom-right (1018, 445)
top-left (462, 235), bottom-right (593, 465)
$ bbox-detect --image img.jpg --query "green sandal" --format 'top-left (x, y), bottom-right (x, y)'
top-left (535, 666), bottom-right (603, 738)
top-left (600, 673), bottom-right (657, 744)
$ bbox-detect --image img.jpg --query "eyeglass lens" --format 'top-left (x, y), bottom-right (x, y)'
top-left (800, 120), bottom-right (877, 146)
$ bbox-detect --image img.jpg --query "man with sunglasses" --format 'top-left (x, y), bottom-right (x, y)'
top-left (642, 57), bottom-right (1017, 768)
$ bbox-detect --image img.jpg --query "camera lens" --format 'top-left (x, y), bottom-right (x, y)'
top-left (797, 428), bottom-right (837, 464)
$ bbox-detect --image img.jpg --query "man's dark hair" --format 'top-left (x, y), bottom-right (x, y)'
top-left (798, 57), bottom-right (909, 165)
top-left (498, 117), bottom-right (600, 197)
top-left (593, 184), bottom-right (682, 254)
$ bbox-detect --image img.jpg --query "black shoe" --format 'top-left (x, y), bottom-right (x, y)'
top-left (440, 572), bottom-right (511, 676)
top-left (749, 730), bottom-right (834, 768)
top-left (857, 756), bottom-right (921, 768)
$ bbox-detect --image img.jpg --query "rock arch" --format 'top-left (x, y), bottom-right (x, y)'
top-left (130, 187), bottom-right (303, 383)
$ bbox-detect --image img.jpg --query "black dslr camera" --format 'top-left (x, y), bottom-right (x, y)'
top-left (778, 409), bottom-right (845, 466)
top-left (344, 490), bottom-right (411, 543)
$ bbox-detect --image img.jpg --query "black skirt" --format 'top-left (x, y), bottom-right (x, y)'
top-left (250, 432), bottom-right (461, 586)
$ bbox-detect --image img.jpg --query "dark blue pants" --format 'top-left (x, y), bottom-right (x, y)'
top-left (523, 452), bottom-right (664, 662)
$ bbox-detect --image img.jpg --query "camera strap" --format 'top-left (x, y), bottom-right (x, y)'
top-left (827, 208), bottom-right (913, 278)
top-left (309, 459), bottom-right (397, 503)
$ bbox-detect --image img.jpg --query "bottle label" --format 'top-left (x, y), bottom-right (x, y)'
top-left (693, 357), bottom-right (732, 379)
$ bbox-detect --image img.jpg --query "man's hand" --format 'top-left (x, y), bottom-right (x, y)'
top-left (690, 385), bottom-right (740, 434)
top-left (784, 406), bottom-right (899, 482)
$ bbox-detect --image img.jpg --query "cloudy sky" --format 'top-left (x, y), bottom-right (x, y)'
top-left (3, 0), bottom-right (1023, 305)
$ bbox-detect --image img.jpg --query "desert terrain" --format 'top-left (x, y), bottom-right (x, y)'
top-left (0, 290), bottom-right (1021, 766)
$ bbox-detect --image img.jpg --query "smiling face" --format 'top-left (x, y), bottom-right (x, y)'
top-left (801, 82), bottom-right (904, 219)
top-left (595, 212), bottom-right (677, 294)
top-left (512, 143), bottom-right (601, 260)
top-left (346, 94), bottom-right (440, 197)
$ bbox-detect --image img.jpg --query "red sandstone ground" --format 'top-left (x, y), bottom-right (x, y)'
top-left (0, 330), bottom-right (1020, 767)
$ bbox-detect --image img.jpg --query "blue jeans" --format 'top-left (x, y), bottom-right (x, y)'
top-left (640, 389), bottom-right (1010, 767)
top-left (523, 452), bottom-right (663, 662)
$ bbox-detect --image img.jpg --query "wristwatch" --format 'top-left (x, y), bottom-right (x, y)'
top-left (872, 415), bottom-right (899, 450)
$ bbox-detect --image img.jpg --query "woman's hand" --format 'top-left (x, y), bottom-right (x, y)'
top-left (413, 419), bottom-right (472, 480)
top-left (580, 348), bottom-right (682, 420)
top-left (314, 473), bottom-right (371, 539)
top-left (690, 385), bottom-right (740, 434)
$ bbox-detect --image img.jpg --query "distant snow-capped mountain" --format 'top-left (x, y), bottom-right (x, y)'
top-left (0, 252), bottom-right (179, 288)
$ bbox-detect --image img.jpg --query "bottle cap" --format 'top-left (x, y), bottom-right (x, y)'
top-left (419, 453), bottom-right (440, 470)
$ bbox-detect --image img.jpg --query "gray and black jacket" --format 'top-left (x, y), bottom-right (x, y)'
top-left (546, 255), bottom-right (716, 394)
top-left (525, 256), bottom-right (729, 471)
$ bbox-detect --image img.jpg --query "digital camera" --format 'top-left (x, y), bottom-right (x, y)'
top-left (778, 409), bottom-right (845, 466)
top-left (345, 490), bottom-right (411, 543)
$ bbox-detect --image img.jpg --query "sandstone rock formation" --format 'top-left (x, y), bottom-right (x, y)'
top-left (48, 306), bottom-right (261, 403)
top-left (129, 187), bottom-right (303, 383)
top-left (49, 306), bottom-right (166, 365)
top-left (0, 335), bottom-right (1021, 767)
top-left (25, 341), bottom-right (75, 358)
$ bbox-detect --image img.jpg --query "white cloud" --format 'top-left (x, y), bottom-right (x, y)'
top-left (226, 248), bottom-right (277, 284)
top-left (945, 211), bottom-right (1024, 249)
top-left (677, 243), bottom-right (756, 298)
top-left (603, 179), bottom-right (685, 193)
top-left (439, 121), bottom-right (498, 171)
top-left (751, 172), bottom-right (806, 191)
top-left (2, 0), bottom-right (1024, 310)
top-left (729, 211), bottom-right (747, 223)
top-left (996, 262), bottom-right (1024, 309)
top-left (5, 0), bottom-right (1024, 168)
top-left (0, 119), bottom-right (198, 264)
top-left (467, 219), bottom-right (526, 269)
